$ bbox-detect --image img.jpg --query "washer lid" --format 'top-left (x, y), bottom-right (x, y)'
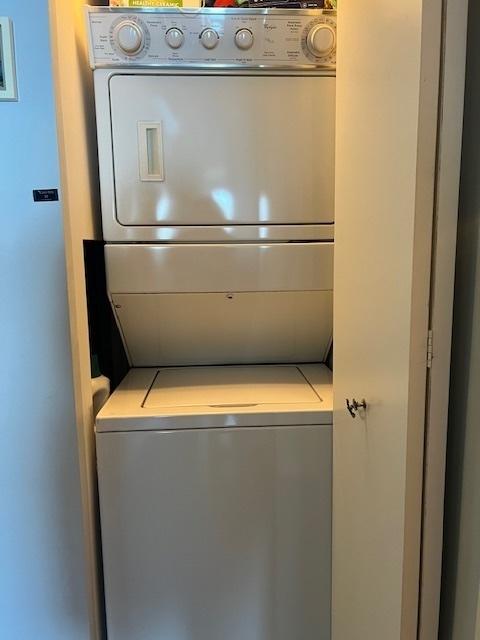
top-left (95, 364), bottom-right (332, 432)
top-left (144, 365), bottom-right (320, 409)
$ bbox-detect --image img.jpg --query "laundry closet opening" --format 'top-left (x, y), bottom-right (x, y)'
top-left (87, 6), bottom-right (335, 640)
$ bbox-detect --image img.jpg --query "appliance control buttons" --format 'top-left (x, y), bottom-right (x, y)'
top-left (165, 27), bottom-right (184, 49)
top-left (200, 28), bottom-right (219, 50)
top-left (235, 28), bottom-right (254, 51)
top-left (114, 20), bottom-right (145, 55)
top-left (306, 24), bottom-right (336, 57)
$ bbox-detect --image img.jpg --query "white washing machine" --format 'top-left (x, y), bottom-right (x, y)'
top-left (87, 6), bottom-right (335, 639)
top-left (96, 364), bottom-right (332, 640)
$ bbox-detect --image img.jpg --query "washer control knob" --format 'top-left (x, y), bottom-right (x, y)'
top-left (200, 28), bottom-right (219, 50)
top-left (235, 28), bottom-right (254, 51)
top-left (165, 27), bottom-right (184, 49)
top-left (306, 24), bottom-right (336, 57)
top-left (115, 21), bottom-right (144, 55)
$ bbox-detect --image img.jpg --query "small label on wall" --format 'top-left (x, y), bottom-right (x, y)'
top-left (33, 189), bottom-right (59, 202)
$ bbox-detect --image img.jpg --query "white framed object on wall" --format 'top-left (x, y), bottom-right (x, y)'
top-left (0, 17), bottom-right (17, 101)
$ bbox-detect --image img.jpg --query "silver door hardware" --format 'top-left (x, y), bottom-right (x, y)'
top-left (346, 398), bottom-right (367, 418)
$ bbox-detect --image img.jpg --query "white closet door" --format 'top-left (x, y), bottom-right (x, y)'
top-left (333, 2), bottom-right (443, 639)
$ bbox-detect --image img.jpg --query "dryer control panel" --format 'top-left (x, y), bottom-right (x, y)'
top-left (86, 7), bottom-right (336, 69)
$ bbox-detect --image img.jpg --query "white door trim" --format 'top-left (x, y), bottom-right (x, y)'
top-left (418, 1), bottom-right (469, 638)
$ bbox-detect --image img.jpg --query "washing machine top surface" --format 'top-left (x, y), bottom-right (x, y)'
top-left (96, 363), bottom-right (332, 432)
top-left (145, 365), bottom-right (321, 408)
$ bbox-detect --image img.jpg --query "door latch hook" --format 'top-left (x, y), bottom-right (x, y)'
top-left (346, 398), bottom-right (367, 418)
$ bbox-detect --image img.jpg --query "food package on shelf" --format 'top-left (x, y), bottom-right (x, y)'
top-left (110, 0), bottom-right (184, 7)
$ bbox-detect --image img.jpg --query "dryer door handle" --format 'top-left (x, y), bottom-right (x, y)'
top-left (138, 121), bottom-right (164, 182)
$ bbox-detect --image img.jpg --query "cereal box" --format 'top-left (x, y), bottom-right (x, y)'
top-left (110, 0), bottom-right (184, 7)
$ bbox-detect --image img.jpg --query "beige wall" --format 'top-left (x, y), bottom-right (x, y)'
top-left (49, 1), bottom-right (106, 637)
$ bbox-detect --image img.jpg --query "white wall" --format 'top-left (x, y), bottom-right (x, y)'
top-left (440, 1), bottom-right (480, 638)
top-left (0, 1), bottom-right (89, 638)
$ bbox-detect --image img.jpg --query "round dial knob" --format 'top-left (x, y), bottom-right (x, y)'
top-left (306, 24), bottom-right (336, 57)
top-left (115, 21), bottom-right (144, 55)
top-left (165, 27), bottom-right (184, 49)
top-left (235, 29), bottom-right (254, 51)
top-left (200, 28), bottom-right (219, 50)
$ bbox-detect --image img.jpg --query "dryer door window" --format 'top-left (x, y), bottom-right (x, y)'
top-left (109, 74), bottom-right (335, 227)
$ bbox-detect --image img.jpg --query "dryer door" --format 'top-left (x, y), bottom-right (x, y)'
top-left (109, 74), bottom-right (335, 228)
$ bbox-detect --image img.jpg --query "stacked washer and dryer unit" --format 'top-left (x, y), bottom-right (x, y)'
top-left (87, 6), bottom-right (336, 640)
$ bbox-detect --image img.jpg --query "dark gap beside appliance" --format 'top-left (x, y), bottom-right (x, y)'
top-left (84, 240), bottom-right (129, 391)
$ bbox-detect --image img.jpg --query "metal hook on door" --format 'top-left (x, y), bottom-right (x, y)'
top-left (346, 398), bottom-right (367, 418)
